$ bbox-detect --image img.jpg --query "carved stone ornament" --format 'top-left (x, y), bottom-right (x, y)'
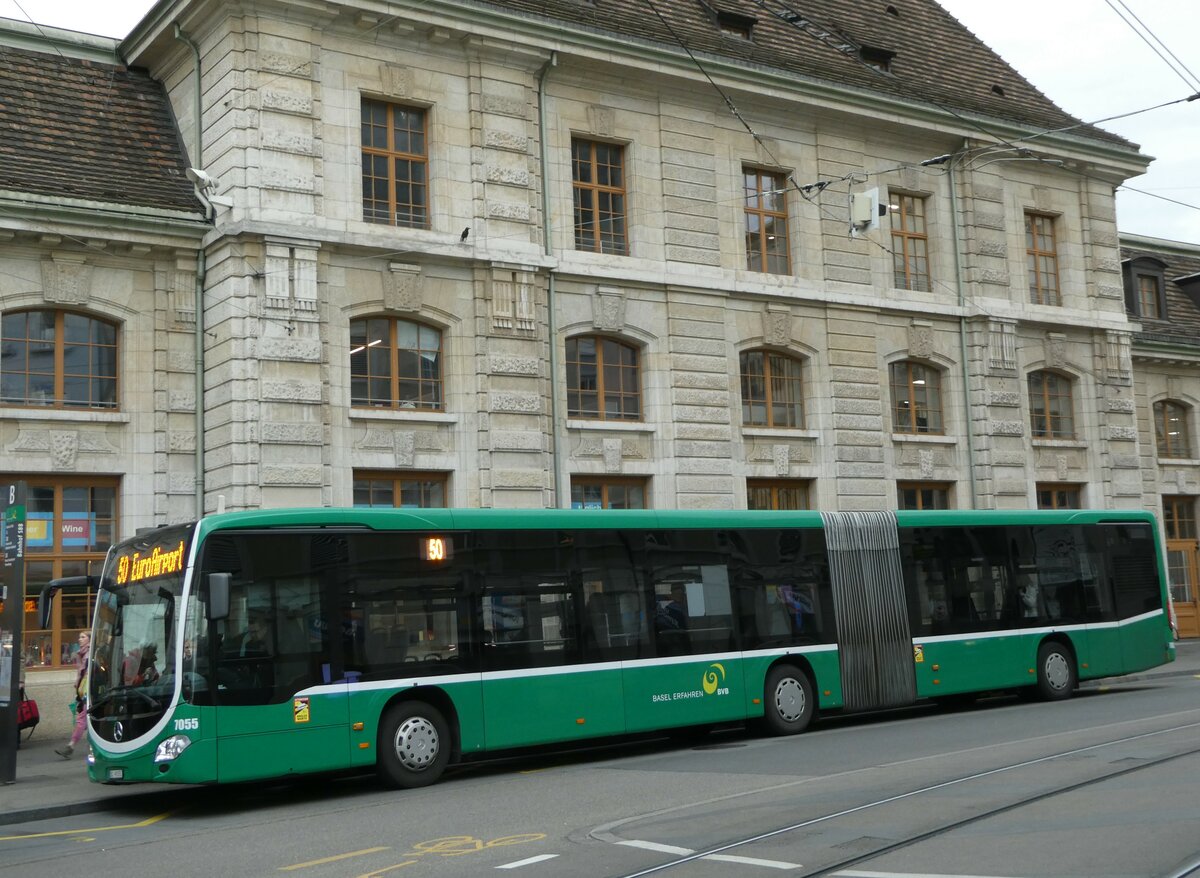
top-left (764, 308), bottom-right (791, 347)
top-left (380, 64), bottom-right (411, 98)
top-left (594, 287), bottom-right (626, 332)
top-left (586, 105), bottom-right (615, 137)
top-left (384, 263), bottom-right (423, 313)
top-left (41, 257), bottom-right (92, 305)
top-left (908, 322), bottom-right (934, 360)
top-left (1046, 333), bottom-right (1067, 369)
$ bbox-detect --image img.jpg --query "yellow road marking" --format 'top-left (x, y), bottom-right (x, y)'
top-left (0, 811), bottom-right (172, 842)
top-left (279, 847), bottom-right (391, 871)
top-left (356, 860), bottom-right (417, 877)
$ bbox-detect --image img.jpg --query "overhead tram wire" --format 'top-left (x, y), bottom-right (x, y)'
top-left (1104, 0), bottom-right (1200, 93)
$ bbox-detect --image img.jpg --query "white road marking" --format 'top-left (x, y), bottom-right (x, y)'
top-left (618, 840), bottom-right (800, 870)
top-left (496, 853), bottom-right (560, 869)
top-left (835, 871), bottom-right (1026, 877)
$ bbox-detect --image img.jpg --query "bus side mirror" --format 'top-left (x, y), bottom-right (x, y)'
top-left (208, 572), bottom-right (231, 621)
top-left (38, 586), bottom-right (57, 630)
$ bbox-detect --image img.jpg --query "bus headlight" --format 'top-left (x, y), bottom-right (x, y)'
top-left (154, 735), bottom-right (192, 763)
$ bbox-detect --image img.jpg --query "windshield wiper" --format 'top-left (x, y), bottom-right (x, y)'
top-left (88, 685), bottom-right (162, 714)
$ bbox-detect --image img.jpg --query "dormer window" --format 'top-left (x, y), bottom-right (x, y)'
top-left (1121, 256), bottom-right (1168, 320)
top-left (717, 11), bottom-right (756, 39)
top-left (859, 45), bottom-right (895, 72)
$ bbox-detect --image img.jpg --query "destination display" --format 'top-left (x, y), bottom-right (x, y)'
top-left (115, 538), bottom-right (189, 585)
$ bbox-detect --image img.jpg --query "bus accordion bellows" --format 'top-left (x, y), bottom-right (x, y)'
top-left (52, 507), bottom-right (1175, 789)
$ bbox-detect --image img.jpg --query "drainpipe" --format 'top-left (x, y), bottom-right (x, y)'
top-left (947, 145), bottom-right (978, 509)
top-left (537, 52), bottom-right (560, 506)
top-left (175, 23), bottom-right (207, 516)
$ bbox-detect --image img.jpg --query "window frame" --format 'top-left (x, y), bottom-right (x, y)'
top-left (1028, 369), bottom-right (1075, 439)
top-left (739, 349), bottom-right (805, 429)
top-left (1037, 483), bottom-right (1082, 509)
top-left (1025, 211), bottom-right (1061, 306)
top-left (361, 98), bottom-right (429, 229)
top-left (565, 334), bottom-right (642, 422)
top-left (1, 308), bottom-right (119, 410)
top-left (1154, 400), bottom-right (1192, 459)
top-left (1121, 256), bottom-right (1168, 319)
top-left (889, 192), bottom-right (930, 292)
top-left (746, 479), bottom-right (811, 510)
top-left (349, 316), bottom-right (444, 411)
top-left (889, 360), bottom-right (943, 435)
top-left (570, 476), bottom-right (648, 510)
top-left (896, 481), bottom-right (951, 510)
top-left (743, 167), bottom-right (790, 274)
top-left (352, 470), bottom-right (448, 508)
top-left (571, 138), bottom-right (628, 256)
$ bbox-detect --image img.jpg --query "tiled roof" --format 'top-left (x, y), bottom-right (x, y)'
top-left (1123, 244), bottom-right (1200, 348)
top-left (0, 44), bottom-right (201, 213)
top-left (484, 0), bottom-right (1133, 149)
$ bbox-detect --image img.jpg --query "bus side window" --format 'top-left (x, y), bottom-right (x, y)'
top-left (576, 529), bottom-right (649, 662)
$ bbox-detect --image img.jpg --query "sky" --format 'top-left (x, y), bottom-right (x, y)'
top-left (2, 0), bottom-right (1198, 244)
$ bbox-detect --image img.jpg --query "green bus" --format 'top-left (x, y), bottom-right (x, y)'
top-left (57, 507), bottom-right (1174, 789)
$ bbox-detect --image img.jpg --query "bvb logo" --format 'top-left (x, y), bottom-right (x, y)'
top-left (702, 662), bottom-right (726, 695)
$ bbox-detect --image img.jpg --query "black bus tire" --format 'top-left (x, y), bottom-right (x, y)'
top-left (1035, 642), bottom-right (1076, 701)
top-left (378, 700), bottom-right (451, 788)
top-left (763, 665), bottom-right (814, 736)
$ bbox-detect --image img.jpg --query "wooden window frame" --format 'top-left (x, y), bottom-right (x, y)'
top-left (1163, 496), bottom-right (1198, 540)
top-left (740, 349), bottom-right (805, 428)
top-left (570, 476), bottom-right (647, 509)
top-left (889, 360), bottom-right (943, 435)
top-left (352, 470), bottom-right (448, 508)
top-left (350, 316), bottom-right (443, 411)
top-left (1028, 369), bottom-right (1075, 439)
top-left (747, 479), bottom-right (811, 510)
top-left (889, 193), bottom-right (930, 291)
top-left (566, 335), bottom-right (641, 421)
top-left (572, 139), bottom-right (628, 255)
top-left (743, 168), bottom-right (790, 274)
top-left (15, 474), bottom-right (119, 670)
top-left (0, 309), bottom-right (118, 410)
top-left (1037, 482), bottom-right (1082, 509)
top-left (1138, 274), bottom-right (1165, 319)
top-left (896, 481), bottom-right (951, 510)
top-left (1154, 400), bottom-right (1192, 459)
top-left (361, 99), bottom-right (429, 229)
top-left (1025, 212), bottom-right (1061, 306)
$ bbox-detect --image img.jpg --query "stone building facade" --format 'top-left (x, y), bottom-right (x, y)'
top-left (2, 0), bottom-right (1178, 666)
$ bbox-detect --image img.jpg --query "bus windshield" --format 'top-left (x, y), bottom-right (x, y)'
top-left (89, 524), bottom-right (193, 744)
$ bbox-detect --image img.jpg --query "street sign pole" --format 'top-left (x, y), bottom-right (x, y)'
top-left (1, 481), bottom-right (28, 785)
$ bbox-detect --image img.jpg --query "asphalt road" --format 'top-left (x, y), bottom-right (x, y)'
top-left (3, 674), bottom-right (1199, 878)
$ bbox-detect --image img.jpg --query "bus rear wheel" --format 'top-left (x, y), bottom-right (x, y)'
top-left (1035, 642), bottom-right (1076, 701)
top-left (378, 701), bottom-right (451, 789)
top-left (763, 665), bottom-right (814, 736)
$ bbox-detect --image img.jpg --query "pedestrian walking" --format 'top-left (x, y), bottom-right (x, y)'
top-left (56, 631), bottom-right (90, 759)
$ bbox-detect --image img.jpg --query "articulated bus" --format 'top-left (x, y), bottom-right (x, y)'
top-left (53, 507), bottom-right (1174, 789)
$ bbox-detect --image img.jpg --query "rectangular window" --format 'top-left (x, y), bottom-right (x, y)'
top-left (570, 476), bottom-right (647, 509)
top-left (747, 479), bottom-right (811, 510)
top-left (744, 168), bottom-right (789, 274)
top-left (897, 481), bottom-right (950, 510)
top-left (890, 193), bottom-right (929, 291)
top-left (353, 471), bottom-right (447, 508)
top-left (1025, 212), bottom-right (1060, 306)
top-left (361, 99), bottom-right (428, 228)
top-left (1037, 483), bottom-right (1082, 509)
top-left (1138, 275), bottom-right (1165, 319)
top-left (572, 139), bottom-right (627, 255)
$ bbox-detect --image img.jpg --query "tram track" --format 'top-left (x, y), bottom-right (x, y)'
top-left (606, 719), bottom-right (1200, 878)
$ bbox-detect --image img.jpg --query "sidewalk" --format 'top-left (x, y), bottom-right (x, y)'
top-left (3, 640), bottom-right (1198, 826)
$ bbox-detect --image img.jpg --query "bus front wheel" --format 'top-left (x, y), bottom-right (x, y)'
top-left (378, 701), bottom-right (451, 788)
top-left (763, 665), bottom-right (814, 736)
top-left (1035, 642), bottom-right (1076, 701)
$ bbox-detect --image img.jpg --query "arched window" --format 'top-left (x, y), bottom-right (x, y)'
top-left (0, 309), bottom-right (117, 409)
top-left (889, 360), bottom-right (943, 434)
top-left (566, 335), bottom-right (641, 420)
top-left (1154, 400), bottom-right (1192, 458)
top-left (740, 349), bottom-right (804, 428)
top-left (350, 317), bottom-right (442, 410)
top-left (1028, 370), bottom-right (1074, 439)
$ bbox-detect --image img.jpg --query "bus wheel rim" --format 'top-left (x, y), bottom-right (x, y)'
top-left (775, 678), bottom-right (805, 722)
top-left (1044, 653), bottom-right (1069, 690)
top-left (395, 716), bottom-right (439, 771)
